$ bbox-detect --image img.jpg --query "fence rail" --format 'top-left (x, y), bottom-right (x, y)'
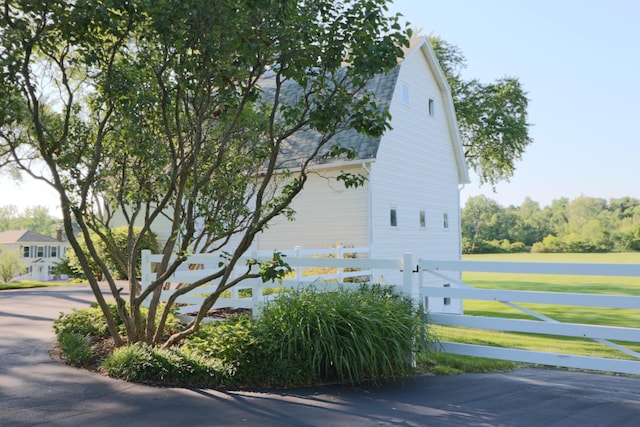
top-left (420, 259), bottom-right (640, 375)
top-left (141, 247), bottom-right (409, 321)
top-left (141, 250), bottom-right (640, 375)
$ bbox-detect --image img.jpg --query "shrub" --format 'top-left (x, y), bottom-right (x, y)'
top-left (57, 332), bottom-right (93, 367)
top-left (54, 304), bottom-right (116, 338)
top-left (65, 226), bottom-right (159, 280)
top-left (94, 285), bottom-right (428, 388)
top-left (102, 343), bottom-right (221, 385)
top-left (256, 284), bottom-right (427, 385)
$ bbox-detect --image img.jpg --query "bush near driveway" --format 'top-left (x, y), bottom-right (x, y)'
top-left (58, 284), bottom-right (429, 388)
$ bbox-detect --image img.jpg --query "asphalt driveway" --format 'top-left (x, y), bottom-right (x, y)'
top-left (2, 284), bottom-right (640, 426)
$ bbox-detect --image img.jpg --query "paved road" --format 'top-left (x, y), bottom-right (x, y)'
top-left (2, 285), bottom-right (640, 426)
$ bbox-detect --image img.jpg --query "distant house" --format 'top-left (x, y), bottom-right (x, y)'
top-left (0, 229), bottom-right (71, 281)
top-left (254, 38), bottom-right (469, 268)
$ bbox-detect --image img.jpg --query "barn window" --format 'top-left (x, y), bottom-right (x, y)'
top-left (401, 85), bottom-right (410, 105)
top-left (443, 283), bottom-right (451, 306)
top-left (428, 98), bottom-right (435, 116)
top-left (443, 212), bottom-right (449, 229)
top-left (419, 210), bottom-right (426, 228)
top-left (390, 208), bottom-right (398, 227)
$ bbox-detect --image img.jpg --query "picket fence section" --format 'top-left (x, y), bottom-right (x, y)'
top-left (141, 249), bottom-right (640, 375)
top-left (140, 247), bottom-right (410, 321)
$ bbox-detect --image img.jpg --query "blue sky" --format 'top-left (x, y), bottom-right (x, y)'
top-left (388, 0), bottom-right (640, 208)
top-left (2, 0), bottom-right (639, 215)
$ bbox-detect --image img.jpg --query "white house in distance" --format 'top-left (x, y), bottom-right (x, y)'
top-left (0, 229), bottom-right (70, 281)
top-left (253, 37), bottom-right (470, 312)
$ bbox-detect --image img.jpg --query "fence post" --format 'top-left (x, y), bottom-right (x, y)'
top-left (141, 250), bottom-right (152, 288)
top-left (337, 244), bottom-right (344, 282)
top-left (294, 246), bottom-right (303, 280)
top-left (403, 253), bottom-right (418, 305)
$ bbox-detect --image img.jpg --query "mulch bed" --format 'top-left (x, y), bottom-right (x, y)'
top-left (184, 307), bottom-right (252, 319)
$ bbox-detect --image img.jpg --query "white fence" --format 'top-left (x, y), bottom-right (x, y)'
top-left (420, 260), bottom-right (640, 375)
top-left (141, 249), bottom-right (640, 375)
top-left (141, 247), bottom-right (413, 321)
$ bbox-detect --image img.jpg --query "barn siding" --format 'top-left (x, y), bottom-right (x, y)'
top-left (370, 46), bottom-right (462, 265)
top-left (254, 164), bottom-right (370, 251)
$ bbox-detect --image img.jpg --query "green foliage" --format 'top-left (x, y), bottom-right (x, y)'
top-left (57, 332), bottom-right (94, 367)
top-left (65, 226), bottom-right (158, 280)
top-left (417, 352), bottom-right (517, 375)
top-left (54, 304), bottom-right (119, 338)
top-left (103, 285), bottom-right (428, 388)
top-left (54, 302), bottom-right (180, 344)
top-left (0, 0), bottom-right (410, 346)
top-left (254, 251), bottom-right (292, 284)
top-left (256, 284), bottom-right (427, 385)
top-left (102, 343), bottom-right (221, 386)
top-left (0, 249), bottom-right (26, 282)
top-left (0, 205), bottom-right (63, 236)
top-left (429, 36), bottom-right (532, 186)
top-left (463, 195), bottom-right (640, 254)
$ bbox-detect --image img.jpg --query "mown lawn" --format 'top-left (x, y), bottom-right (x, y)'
top-left (0, 281), bottom-right (82, 290)
top-left (430, 252), bottom-right (640, 368)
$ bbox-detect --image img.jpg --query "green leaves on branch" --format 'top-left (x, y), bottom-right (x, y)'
top-left (429, 36), bottom-right (533, 186)
top-left (0, 0), bottom-right (411, 346)
top-left (249, 251), bottom-right (292, 284)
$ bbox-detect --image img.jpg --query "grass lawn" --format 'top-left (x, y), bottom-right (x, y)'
top-left (0, 280), bottom-right (83, 290)
top-left (427, 252), bottom-right (640, 373)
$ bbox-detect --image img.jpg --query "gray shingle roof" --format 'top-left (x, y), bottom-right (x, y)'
top-left (0, 230), bottom-right (62, 244)
top-left (260, 65), bottom-right (401, 169)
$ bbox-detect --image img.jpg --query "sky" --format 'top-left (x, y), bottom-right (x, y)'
top-left (1, 0), bottom-right (639, 216)
top-left (387, 0), bottom-right (640, 208)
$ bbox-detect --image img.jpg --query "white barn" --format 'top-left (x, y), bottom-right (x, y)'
top-left (115, 38), bottom-right (470, 311)
top-left (254, 37), bottom-right (470, 268)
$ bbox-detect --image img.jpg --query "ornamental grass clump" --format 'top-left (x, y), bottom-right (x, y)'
top-left (257, 284), bottom-right (427, 385)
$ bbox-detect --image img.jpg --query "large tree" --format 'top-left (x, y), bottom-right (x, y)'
top-left (429, 36), bottom-right (532, 186)
top-left (0, 0), bottom-right (409, 346)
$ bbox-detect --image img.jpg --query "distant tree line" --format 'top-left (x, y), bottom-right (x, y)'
top-left (0, 205), bottom-right (62, 237)
top-left (462, 195), bottom-right (640, 254)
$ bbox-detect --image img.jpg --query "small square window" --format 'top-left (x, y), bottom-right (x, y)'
top-left (419, 210), bottom-right (426, 228)
top-left (443, 212), bottom-right (449, 229)
top-left (428, 99), bottom-right (435, 116)
top-left (390, 208), bottom-right (398, 227)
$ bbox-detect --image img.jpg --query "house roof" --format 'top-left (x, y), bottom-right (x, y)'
top-left (0, 230), bottom-right (63, 244)
top-left (264, 37), bottom-right (470, 184)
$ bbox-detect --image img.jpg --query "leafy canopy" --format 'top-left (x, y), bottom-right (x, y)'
top-left (0, 0), bottom-right (410, 347)
top-left (429, 35), bottom-right (533, 186)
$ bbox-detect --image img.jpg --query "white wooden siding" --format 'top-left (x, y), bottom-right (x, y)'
top-left (255, 165), bottom-right (370, 251)
top-left (370, 45), bottom-right (462, 266)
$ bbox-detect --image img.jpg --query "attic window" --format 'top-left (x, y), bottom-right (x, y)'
top-left (401, 85), bottom-right (410, 105)
top-left (390, 208), bottom-right (398, 227)
top-left (428, 99), bottom-right (435, 116)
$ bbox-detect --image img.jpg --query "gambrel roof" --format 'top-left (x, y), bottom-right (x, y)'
top-left (263, 37), bottom-right (469, 184)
